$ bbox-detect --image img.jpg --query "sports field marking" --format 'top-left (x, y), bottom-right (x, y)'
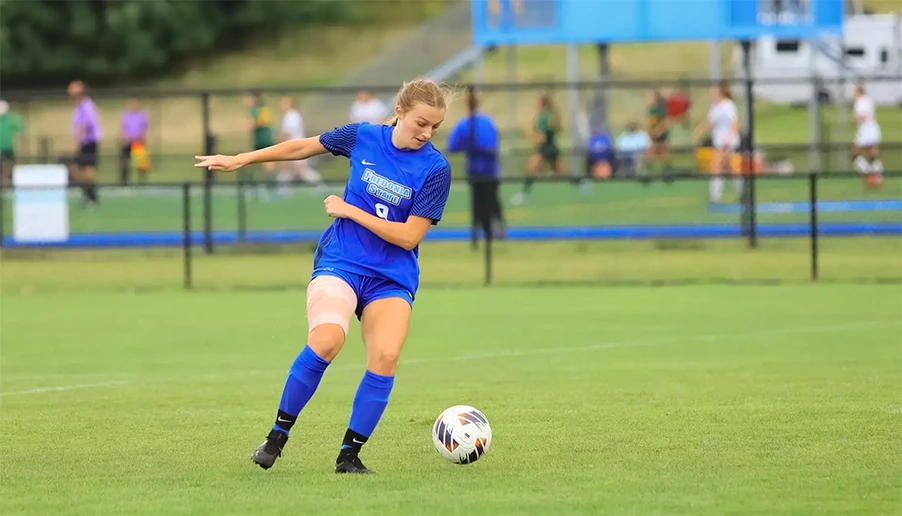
top-left (1, 321), bottom-right (894, 393)
top-left (0, 380), bottom-right (126, 397)
top-left (436, 321), bottom-right (891, 363)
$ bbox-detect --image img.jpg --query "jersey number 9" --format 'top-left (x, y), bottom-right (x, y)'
top-left (375, 203), bottom-right (389, 220)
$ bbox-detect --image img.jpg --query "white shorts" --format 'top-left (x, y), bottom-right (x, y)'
top-left (713, 136), bottom-right (739, 151)
top-left (856, 122), bottom-right (882, 148)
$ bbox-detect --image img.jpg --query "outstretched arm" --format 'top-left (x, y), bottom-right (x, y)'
top-left (196, 123), bottom-right (360, 172)
top-left (194, 136), bottom-right (329, 172)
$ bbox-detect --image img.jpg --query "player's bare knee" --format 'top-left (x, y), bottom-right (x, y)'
top-left (307, 324), bottom-right (346, 361)
top-left (367, 347), bottom-right (402, 376)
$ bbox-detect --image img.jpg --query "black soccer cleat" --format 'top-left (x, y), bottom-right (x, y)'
top-left (252, 429), bottom-right (288, 470)
top-left (335, 450), bottom-right (374, 474)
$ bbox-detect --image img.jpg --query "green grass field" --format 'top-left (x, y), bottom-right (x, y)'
top-left (2, 4), bottom-right (901, 510)
top-left (2, 177), bottom-right (900, 513)
top-left (1, 279), bottom-right (900, 514)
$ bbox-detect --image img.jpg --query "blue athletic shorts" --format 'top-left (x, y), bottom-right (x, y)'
top-left (312, 267), bottom-right (414, 319)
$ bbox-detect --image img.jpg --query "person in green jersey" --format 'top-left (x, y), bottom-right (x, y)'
top-left (0, 100), bottom-right (24, 185)
top-left (645, 89), bottom-right (673, 183)
top-left (244, 90), bottom-right (277, 196)
top-left (512, 93), bottom-right (564, 206)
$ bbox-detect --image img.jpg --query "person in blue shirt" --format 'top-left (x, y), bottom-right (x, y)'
top-left (585, 131), bottom-right (613, 180)
top-left (446, 89), bottom-right (505, 248)
top-left (195, 79), bottom-right (453, 475)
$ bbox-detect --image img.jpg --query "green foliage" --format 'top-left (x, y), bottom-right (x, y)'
top-left (0, 0), bottom-right (356, 88)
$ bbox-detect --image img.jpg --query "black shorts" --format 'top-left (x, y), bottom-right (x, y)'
top-left (121, 143), bottom-right (133, 161)
top-left (537, 145), bottom-right (559, 165)
top-left (77, 142), bottom-right (99, 167)
top-left (0, 150), bottom-right (14, 163)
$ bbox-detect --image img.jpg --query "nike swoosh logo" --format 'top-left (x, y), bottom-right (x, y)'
top-left (352, 438), bottom-right (365, 444)
top-left (277, 417), bottom-right (292, 423)
top-left (361, 159), bottom-right (375, 166)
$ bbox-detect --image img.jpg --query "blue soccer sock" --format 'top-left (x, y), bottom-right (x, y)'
top-left (272, 345), bottom-right (330, 436)
top-left (341, 371), bottom-right (395, 453)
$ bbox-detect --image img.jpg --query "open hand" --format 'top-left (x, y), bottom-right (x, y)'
top-left (194, 154), bottom-right (245, 172)
top-left (324, 195), bottom-right (353, 219)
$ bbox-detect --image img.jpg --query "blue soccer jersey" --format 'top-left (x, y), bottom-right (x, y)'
top-left (314, 122), bottom-right (452, 296)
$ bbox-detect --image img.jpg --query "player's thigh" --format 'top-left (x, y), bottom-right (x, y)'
top-left (527, 152), bottom-right (543, 173)
top-left (306, 274), bottom-right (358, 360)
top-left (360, 297), bottom-right (412, 376)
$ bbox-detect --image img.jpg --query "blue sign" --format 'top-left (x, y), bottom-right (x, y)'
top-left (471, 0), bottom-right (844, 45)
top-left (708, 200), bottom-right (902, 214)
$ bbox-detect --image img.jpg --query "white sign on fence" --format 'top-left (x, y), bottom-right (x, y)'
top-left (13, 164), bottom-right (69, 243)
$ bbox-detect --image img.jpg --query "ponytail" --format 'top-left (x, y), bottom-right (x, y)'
top-left (382, 78), bottom-right (453, 127)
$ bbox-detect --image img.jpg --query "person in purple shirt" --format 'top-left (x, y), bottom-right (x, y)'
top-left (68, 80), bottom-right (101, 206)
top-left (119, 99), bottom-right (150, 184)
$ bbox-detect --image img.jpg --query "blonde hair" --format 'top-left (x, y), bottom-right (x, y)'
top-left (384, 78), bottom-right (454, 126)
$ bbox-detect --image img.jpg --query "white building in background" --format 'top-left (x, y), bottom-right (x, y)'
top-left (736, 14), bottom-right (902, 106)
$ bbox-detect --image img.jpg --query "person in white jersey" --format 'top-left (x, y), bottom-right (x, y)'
top-left (349, 89), bottom-right (389, 125)
top-left (695, 81), bottom-right (742, 204)
top-left (851, 82), bottom-right (883, 187)
top-left (279, 96), bottom-right (324, 194)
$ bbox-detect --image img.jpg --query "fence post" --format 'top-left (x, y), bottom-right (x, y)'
top-left (202, 92), bottom-right (214, 254)
top-left (0, 181), bottom-right (5, 248)
top-left (183, 183), bottom-right (193, 290)
top-left (237, 179), bottom-right (247, 243)
top-left (38, 137), bottom-right (51, 162)
top-left (807, 74), bottom-right (821, 172)
top-left (203, 180), bottom-right (213, 254)
top-left (740, 40), bottom-right (758, 249)
top-left (809, 173), bottom-right (819, 282)
top-left (484, 230), bottom-right (493, 287)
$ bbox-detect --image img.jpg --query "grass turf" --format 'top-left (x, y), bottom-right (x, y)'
top-left (0, 283), bottom-right (900, 514)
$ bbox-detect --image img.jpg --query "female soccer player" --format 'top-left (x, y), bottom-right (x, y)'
top-left (645, 89), bottom-right (673, 182)
top-left (694, 81), bottom-right (741, 204)
top-left (194, 79), bottom-right (453, 474)
top-left (851, 82), bottom-right (883, 188)
top-left (512, 93), bottom-right (563, 206)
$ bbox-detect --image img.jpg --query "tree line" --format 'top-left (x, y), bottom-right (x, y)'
top-left (0, 0), bottom-right (367, 88)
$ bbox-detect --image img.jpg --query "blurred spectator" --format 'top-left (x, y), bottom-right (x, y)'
top-left (350, 89), bottom-right (389, 124)
top-left (245, 90), bottom-right (276, 197)
top-left (645, 89), bottom-right (673, 182)
top-left (694, 81), bottom-right (741, 204)
top-left (585, 130), bottom-right (613, 180)
top-left (615, 121), bottom-right (650, 179)
top-left (69, 80), bottom-right (101, 207)
top-left (512, 92), bottom-right (564, 206)
top-left (852, 81), bottom-right (883, 188)
top-left (447, 89), bottom-right (506, 248)
top-left (278, 96), bottom-right (324, 195)
top-left (119, 98), bottom-right (150, 185)
top-left (0, 100), bottom-right (23, 185)
top-left (666, 83), bottom-right (691, 129)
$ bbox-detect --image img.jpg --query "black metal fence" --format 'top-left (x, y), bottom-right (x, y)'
top-left (3, 75), bottom-right (900, 184)
top-left (1, 172), bottom-right (899, 290)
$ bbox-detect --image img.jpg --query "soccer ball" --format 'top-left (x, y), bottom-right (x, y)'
top-left (432, 405), bottom-right (492, 464)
